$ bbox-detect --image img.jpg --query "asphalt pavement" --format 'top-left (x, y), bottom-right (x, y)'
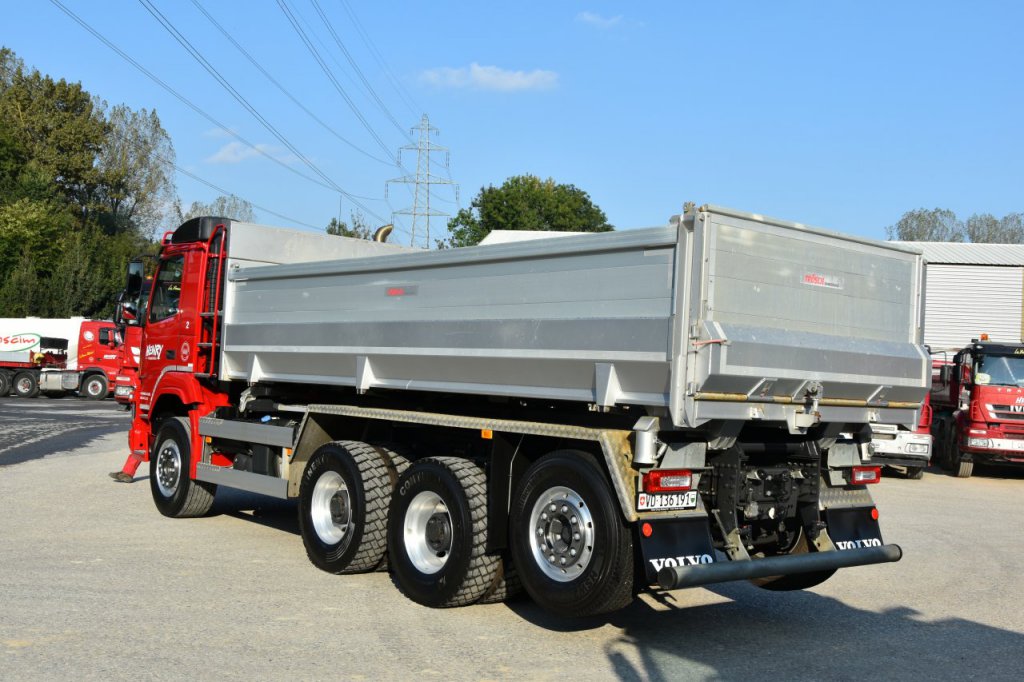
top-left (1, 400), bottom-right (1022, 680)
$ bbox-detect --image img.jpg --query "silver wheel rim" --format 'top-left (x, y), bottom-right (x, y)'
top-left (403, 491), bottom-right (451, 574)
top-left (529, 485), bottom-right (594, 582)
top-left (16, 377), bottom-right (32, 394)
top-left (86, 379), bottom-right (102, 396)
top-left (155, 438), bottom-right (182, 497)
top-left (310, 470), bottom-right (350, 545)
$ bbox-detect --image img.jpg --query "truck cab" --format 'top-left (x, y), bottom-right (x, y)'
top-left (869, 393), bottom-right (933, 479)
top-left (931, 339), bottom-right (1024, 477)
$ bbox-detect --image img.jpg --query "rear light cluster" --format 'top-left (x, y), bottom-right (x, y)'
top-left (642, 469), bottom-right (692, 492)
top-left (850, 466), bottom-right (881, 485)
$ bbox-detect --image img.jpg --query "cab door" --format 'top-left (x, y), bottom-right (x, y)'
top-left (138, 253), bottom-right (188, 413)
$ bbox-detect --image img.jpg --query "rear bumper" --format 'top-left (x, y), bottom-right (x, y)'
top-left (657, 543), bottom-right (903, 590)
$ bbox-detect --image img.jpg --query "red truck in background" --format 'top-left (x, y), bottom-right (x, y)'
top-left (931, 337), bottom-right (1024, 478)
top-left (111, 263), bottom-right (149, 407)
top-left (0, 318), bottom-right (123, 399)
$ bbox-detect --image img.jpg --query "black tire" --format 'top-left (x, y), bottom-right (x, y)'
top-left (509, 450), bottom-right (634, 618)
top-left (369, 442), bottom-right (413, 572)
top-left (0, 371), bottom-right (11, 396)
top-left (941, 426), bottom-right (958, 472)
top-left (13, 371), bottom-right (39, 398)
top-left (906, 466), bottom-right (925, 480)
top-left (478, 554), bottom-right (524, 604)
top-left (82, 374), bottom-right (109, 400)
top-left (750, 529), bottom-right (837, 591)
top-left (150, 416), bottom-right (216, 518)
top-left (298, 441), bottom-right (393, 574)
top-left (956, 459), bottom-right (974, 478)
top-left (388, 457), bottom-right (499, 608)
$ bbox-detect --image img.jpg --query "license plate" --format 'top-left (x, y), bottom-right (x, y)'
top-left (637, 490), bottom-right (698, 511)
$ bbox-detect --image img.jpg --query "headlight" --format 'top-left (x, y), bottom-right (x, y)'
top-left (967, 437), bottom-right (991, 448)
top-left (906, 443), bottom-right (930, 454)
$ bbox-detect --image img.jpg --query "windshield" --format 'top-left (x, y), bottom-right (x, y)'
top-left (975, 354), bottom-right (1024, 388)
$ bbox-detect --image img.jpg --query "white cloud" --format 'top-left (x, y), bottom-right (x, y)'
top-left (419, 62), bottom-right (558, 92)
top-left (205, 141), bottom-right (295, 165)
top-left (576, 11), bottom-right (623, 29)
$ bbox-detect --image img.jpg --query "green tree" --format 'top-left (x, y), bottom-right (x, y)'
top-left (179, 194), bottom-right (256, 223)
top-left (441, 175), bottom-right (613, 248)
top-left (965, 212), bottom-right (1024, 244)
top-left (0, 61), bottom-right (106, 223)
top-left (326, 210), bottom-right (372, 239)
top-left (885, 208), bottom-right (965, 242)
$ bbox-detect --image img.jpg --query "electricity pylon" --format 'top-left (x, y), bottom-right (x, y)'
top-left (386, 114), bottom-right (459, 248)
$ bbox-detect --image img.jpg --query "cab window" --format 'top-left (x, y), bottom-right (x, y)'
top-left (149, 255), bottom-right (184, 323)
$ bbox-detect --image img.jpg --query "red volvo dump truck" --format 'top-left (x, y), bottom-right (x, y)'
top-left (125, 206), bottom-right (929, 617)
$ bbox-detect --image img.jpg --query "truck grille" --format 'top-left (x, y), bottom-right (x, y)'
top-left (989, 404), bottom-right (1024, 423)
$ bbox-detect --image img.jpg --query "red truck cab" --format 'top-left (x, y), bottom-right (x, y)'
top-left (931, 339), bottom-right (1024, 477)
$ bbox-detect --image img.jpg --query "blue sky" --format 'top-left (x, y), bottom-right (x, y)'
top-left (4, 1), bottom-right (1022, 246)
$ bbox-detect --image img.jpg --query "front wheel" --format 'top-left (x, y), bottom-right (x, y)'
top-left (509, 450), bottom-right (634, 618)
top-left (82, 374), bottom-right (109, 400)
top-left (150, 416), bottom-right (216, 518)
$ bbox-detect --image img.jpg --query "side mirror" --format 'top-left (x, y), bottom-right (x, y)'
top-left (121, 301), bottom-right (138, 322)
top-left (125, 260), bottom-right (145, 300)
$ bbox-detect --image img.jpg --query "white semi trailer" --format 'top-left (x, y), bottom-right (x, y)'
top-left (125, 203), bottom-right (930, 617)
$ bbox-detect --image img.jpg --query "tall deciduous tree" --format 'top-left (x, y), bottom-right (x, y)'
top-left (965, 212), bottom-right (1024, 243)
top-left (96, 105), bottom-right (176, 236)
top-left (885, 208), bottom-right (965, 242)
top-left (441, 175), bottom-right (613, 248)
top-left (179, 194), bottom-right (256, 223)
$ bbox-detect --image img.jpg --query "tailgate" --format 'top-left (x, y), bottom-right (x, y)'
top-left (674, 205), bottom-right (929, 430)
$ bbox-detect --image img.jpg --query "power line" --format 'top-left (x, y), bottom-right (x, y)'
top-left (137, 2), bottom-right (349, 201)
top-left (47, 0), bottom-right (376, 213)
top-left (338, 0), bottom-right (421, 118)
top-left (309, 0), bottom-right (411, 142)
top-left (276, 0), bottom-right (397, 164)
top-left (188, 0), bottom-right (394, 168)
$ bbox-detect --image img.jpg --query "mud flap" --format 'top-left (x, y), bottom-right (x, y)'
top-left (637, 517), bottom-right (717, 586)
top-left (823, 506), bottom-right (885, 550)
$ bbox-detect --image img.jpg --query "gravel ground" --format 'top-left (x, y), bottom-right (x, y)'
top-left (1, 405), bottom-right (1022, 680)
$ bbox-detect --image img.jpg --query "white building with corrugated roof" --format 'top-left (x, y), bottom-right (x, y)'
top-left (894, 242), bottom-right (1024, 352)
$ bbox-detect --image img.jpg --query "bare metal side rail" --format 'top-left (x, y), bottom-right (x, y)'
top-left (657, 544), bottom-right (903, 590)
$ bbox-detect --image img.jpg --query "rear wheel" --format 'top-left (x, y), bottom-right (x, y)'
top-left (82, 374), bottom-right (109, 400)
top-left (298, 441), bottom-right (393, 574)
top-left (13, 372), bottom-right (39, 398)
top-left (956, 459), bottom-right (974, 478)
top-left (388, 457), bottom-right (499, 608)
top-left (0, 371), bottom-right (11, 396)
top-left (509, 451), bottom-right (634, 617)
top-left (905, 466), bottom-right (924, 480)
top-left (150, 416), bottom-right (216, 518)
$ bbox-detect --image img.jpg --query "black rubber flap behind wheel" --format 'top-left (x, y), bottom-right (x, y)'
top-left (387, 457), bottom-right (499, 608)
